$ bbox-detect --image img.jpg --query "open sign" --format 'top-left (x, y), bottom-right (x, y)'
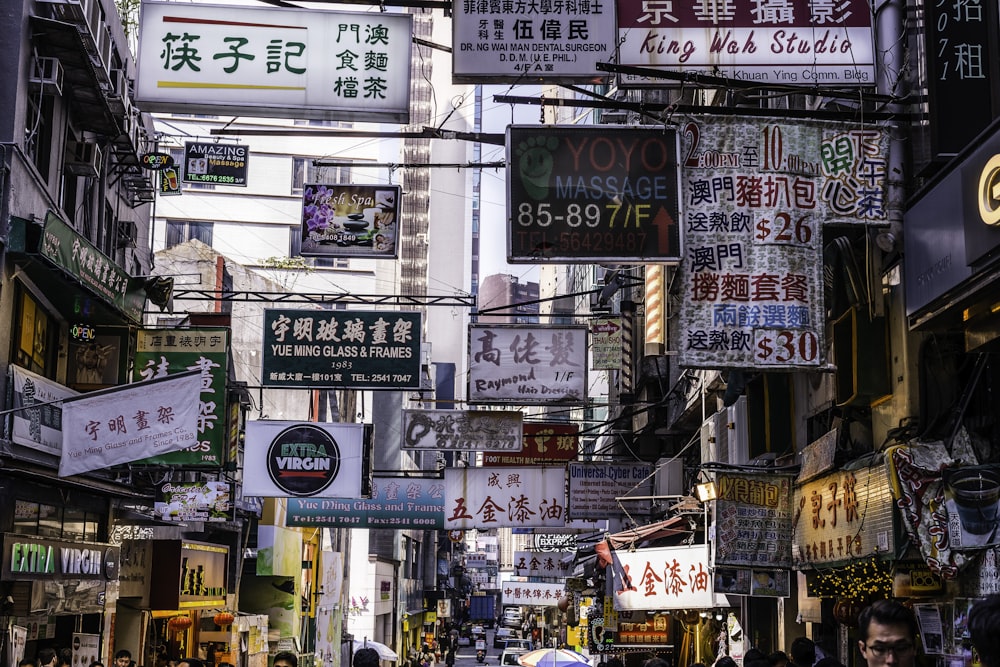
top-left (140, 152), bottom-right (174, 171)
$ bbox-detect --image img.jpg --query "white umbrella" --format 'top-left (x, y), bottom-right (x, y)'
top-left (353, 639), bottom-right (399, 662)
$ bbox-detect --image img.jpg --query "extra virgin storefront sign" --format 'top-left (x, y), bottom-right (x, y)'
top-left (468, 324), bottom-right (587, 404)
top-left (262, 309), bottom-right (421, 389)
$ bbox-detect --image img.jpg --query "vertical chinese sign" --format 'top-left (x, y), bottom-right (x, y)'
top-left (609, 545), bottom-right (713, 610)
top-left (444, 467), bottom-right (567, 529)
top-left (714, 473), bottom-right (794, 568)
top-left (132, 328), bottom-right (230, 466)
top-left (677, 116), bottom-right (889, 369)
top-left (136, 2), bottom-right (412, 122)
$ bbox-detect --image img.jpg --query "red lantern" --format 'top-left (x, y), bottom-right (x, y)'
top-left (213, 611), bottom-right (235, 627)
top-left (168, 616), bottom-right (193, 632)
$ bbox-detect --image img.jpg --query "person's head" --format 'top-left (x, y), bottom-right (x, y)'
top-left (745, 650), bottom-right (766, 663)
top-left (19, 659), bottom-right (36, 667)
top-left (769, 652), bottom-right (789, 667)
top-left (90, 662), bottom-right (105, 667)
top-left (115, 651), bottom-right (132, 667)
top-left (790, 638), bottom-right (816, 667)
top-left (857, 600), bottom-right (918, 667)
top-left (354, 648), bottom-right (380, 667)
top-left (178, 658), bottom-right (205, 667)
top-left (59, 649), bottom-right (72, 667)
top-left (714, 658), bottom-right (737, 667)
top-left (273, 653), bottom-right (298, 667)
top-left (969, 596), bottom-right (1000, 667)
top-left (37, 650), bottom-right (58, 667)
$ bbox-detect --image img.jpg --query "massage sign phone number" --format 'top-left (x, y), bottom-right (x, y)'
top-left (507, 126), bottom-right (682, 263)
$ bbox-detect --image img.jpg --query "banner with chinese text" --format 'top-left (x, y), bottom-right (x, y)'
top-left (677, 116), bottom-right (888, 369)
top-left (262, 309), bottom-right (421, 389)
top-left (136, 2), bottom-right (412, 122)
top-left (610, 544), bottom-right (713, 610)
top-left (133, 328), bottom-right (230, 466)
top-left (501, 581), bottom-right (565, 607)
top-left (483, 422), bottom-right (579, 466)
top-left (444, 466), bottom-right (567, 529)
top-left (286, 476), bottom-right (445, 528)
top-left (468, 324), bottom-right (587, 404)
top-left (715, 473), bottom-right (794, 568)
top-left (401, 409), bottom-right (522, 452)
top-left (513, 550), bottom-right (576, 579)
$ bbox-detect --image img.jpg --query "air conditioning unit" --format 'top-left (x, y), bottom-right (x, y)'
top-left (36, 0), bottom-right (88, 25)
top-left (29, 57), bottom-right (63, 95)
top-left (65, 140), bottom-right (102, 177)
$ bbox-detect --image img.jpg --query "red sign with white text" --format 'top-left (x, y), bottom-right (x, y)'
top-left (483, 423), bottom-right (578, 466)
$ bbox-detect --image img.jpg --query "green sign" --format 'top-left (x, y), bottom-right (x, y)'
top-left (132, 328), bottom-right (230, 466)
top-left (262, 309), bottom-right (422, 389)
top-left (39, 212), bottom-right (146, 323)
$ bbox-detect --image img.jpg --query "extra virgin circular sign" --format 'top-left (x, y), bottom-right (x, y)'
top-left (266, 424), bottom-right (342, 496)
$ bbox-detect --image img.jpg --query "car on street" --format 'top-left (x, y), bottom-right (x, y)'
top-left (501, 639), bottom-right (532, 653)
top-left (494, 628), bottom-right (514, 649)
top-left (501, 607), bottom-right (522, 627)
top-left (499, 649), bottom-right (528, 667)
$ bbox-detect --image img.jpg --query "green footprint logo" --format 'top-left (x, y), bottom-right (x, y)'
top-left (517, 136), bottom-right (560, 200)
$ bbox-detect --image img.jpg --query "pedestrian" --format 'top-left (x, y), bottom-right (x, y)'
top-left (970, 595), bottom-right (1000, 667)
top-left (37, 649), bottom-right (58, 667)
top-left (714, 657), bottom-right (737, 667)
top-left (177, 658), bottom-right (204, 667)
top-left (421, 644), bottom-right (434, 667)
top-left (59, 648), bottom-right (72, 667)
top-left (857, 599), bottom-right (918, 667)
top-left (768, 652), bottom-right (788, 667)
top-left (19, 660), bottom-right (36, 667)
top-left (355, 649), bottom-right (381, 667)
top-left (89, 662), bottom-right (105, 667)
top-left (445, 649), bottom-right (456, 667)
top-left (790, 639), bottom-right (816, 667)
top-left (273, 653), bottom-right (298, 667)
top-left (114, 651), bottom-right (132, 667)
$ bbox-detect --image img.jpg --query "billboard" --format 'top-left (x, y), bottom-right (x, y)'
top-left (609, 544), bottom-right (713, 610)
top-left (468, 324), bottom-right (587, 404)
top-left (482, 422), bottom-right (579, 466)
top-left (243, 421), bottom-right (365, 498)
top-left (136, 2), bottom-right (412, 122)
top-left (262, 309), bottom-right (421, 389)
top-left (286, 476), bottom-right (445, 528)
top-left (452, 0), bottom-right (617, 82)
top-left (300, 184), bottom-right (401, 259)
top-left (444, 466), bottom-right (567, 529)
top-left (676, 116), bottom-right (889, 369)
top-left (616, 0), bottom-right (875, 86)
top-left (714, 473), bottom-right (794, 568)
top-left (401, 410), bottom-right (522, 452)
top-left (183, 142), bottom-right (248, 187)
top-left (567, 462), bottom-right (655, 519)
top-left (507, 126), bottom-right (681, 263)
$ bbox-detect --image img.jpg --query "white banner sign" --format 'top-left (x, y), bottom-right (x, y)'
top-left (567, 462), bottom-right (655, 519)
top-left (136, 1), bottom-right (412, 122)
top-left (444, 466), bottom-right (567, 529)
top-left (677, 116), bottom-right (888, 369)
top-left (513, 550), bottom-right (575, 578)
top-left (501, 581), bottom-right (565, 607)
top-left (244, 421), bottom-right (364, 498)
top-left (468, 325), bottom-right (587, 404)
top-left (452, 0), bottom-right (617, 82)
top-left (10, 365), bottom-right (77, 456)
top-left (401, 409), bottom-right (523, 451)
top-left (610, 544), bottom-right (713, 610)
top-left (59, 372), bottom-right (202, 476)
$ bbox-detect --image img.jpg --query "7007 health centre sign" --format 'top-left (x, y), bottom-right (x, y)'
top-left (262, 309), bottom-right (421, 389)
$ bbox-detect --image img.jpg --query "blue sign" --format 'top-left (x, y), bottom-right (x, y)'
top-left (286, 476), bottom-right (445, 528)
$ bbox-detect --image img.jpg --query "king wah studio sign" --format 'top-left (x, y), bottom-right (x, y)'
top-left (2, 534), bottom-right (120, 581)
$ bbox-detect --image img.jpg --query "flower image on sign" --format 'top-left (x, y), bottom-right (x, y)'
top-left (59, 372), bottom-right (203, 477)
top-left (616, 0), bottom-right (874, 85)
top-left (610, 544), bottom-right (713, 610)
top-left (155, 481), bottom-right (232, 522)
top-left (677, 116), bottom-right (888, 369)
top-left (444, 466), bottom-right (568, 529)
top-left (468, 324), bottom-right (587, 404)
top-left (401, 409), bottom-right (523, 451)
top-left (136, 2), bottom-right (412, 122)
top-left (262, 309), bottom-right (421, 389)
top-left (300, 184), bottom-right (401, 259)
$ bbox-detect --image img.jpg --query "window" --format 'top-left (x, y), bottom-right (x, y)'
top-left (15, 288), bottom-right (56, 378)
top-left (13, 500), bottom-right (102, 540)
top-left (293, 119), bottom-right (354, 128)
top-left (167, 148), bottom-right (215, 191)
top-left (166, 220), bottom-right (214, 248)
top-left (292, 157), bottom-right (352, 194)
top-left (24, 94), bottom-right (54, 178)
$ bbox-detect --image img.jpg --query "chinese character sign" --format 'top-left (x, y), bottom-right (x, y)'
top-left (401, 409), bottom-right (523, 452)
top-left (10, 365), bottom-right (78, 456)
top-left (59, 372), bottom-right (203, 477)
top-left (616, 0), bottom-right (875, 85)
top-left (262, 309), bottom-right (421, 389)
top-left (444, 467), bottom-right (568, 529)
top-left (792, 464), bottom-right (895, 565)
top-left (714, 473), bottom-right (794, 568)
top-left (610, 544), bottom-right (713, 610)
top-left (513, 550), bottom-right (576, 578)
top-left (453, 0), bottom-right (617, 81)
top-left (136, 2), bottom-right (412, 122)
top-left (468, 324), bottom-right (587, 404)
top-left (483, 422), bottom-right (579, 466)
top-left (132, 328), bottom-right (230, 466)
top-left (286, 475), bottom-right (446, 529)
top-left (501, 582), bottom-right (565, 607)
top-left (677, 116), bottom-right (889, 369)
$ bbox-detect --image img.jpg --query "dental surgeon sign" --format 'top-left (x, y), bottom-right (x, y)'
top-left (507, 126), bottom-right (681, 263)
top-left (243, 421), bottom-right (364, 497)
